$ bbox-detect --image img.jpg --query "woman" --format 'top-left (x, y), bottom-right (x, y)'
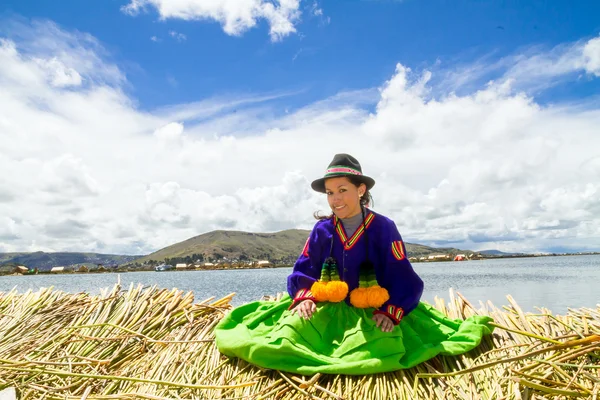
top-left (215, 154), bottom-right (493, 375)
top-left (287, 153), bottom-right (424, 334)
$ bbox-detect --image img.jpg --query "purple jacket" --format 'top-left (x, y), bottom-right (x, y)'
top-left (287, 209), bottom-right (424, 322)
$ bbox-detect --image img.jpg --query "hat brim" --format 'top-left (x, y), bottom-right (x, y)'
top-left (311, 174), bottom-right (375, 193)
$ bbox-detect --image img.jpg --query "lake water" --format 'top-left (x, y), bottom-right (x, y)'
top-left (1, 255), bottom-right (598, 314)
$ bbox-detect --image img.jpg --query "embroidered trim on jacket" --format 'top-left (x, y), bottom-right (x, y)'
top-left (373, 305), bottom-right (404, 324)
top-left (288, 288), bottom-right (317, 310)
top-left (391, 240), bottom-right (406, 261)
top-left (302, 237), bottom-right (310, 257)
top-left (333, 213), bottom-right (375, 250)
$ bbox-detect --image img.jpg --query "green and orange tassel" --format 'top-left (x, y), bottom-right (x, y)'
top-left (349, 261), bottom-right (389, 309)
top-left (311, 257), bottom-right (348, 303)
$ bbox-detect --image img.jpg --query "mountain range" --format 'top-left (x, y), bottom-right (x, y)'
top-left (478, 250), bottom-right (526, 256)
top-left (0, 252), bottom-right (140, 271)
top-left (1, 229), bottom-right (478, 269)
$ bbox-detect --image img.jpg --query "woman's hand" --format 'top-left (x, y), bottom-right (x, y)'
top-left (372, 313), bottom-right (395, 332)
top-left (290, 299), bottom-right (317, 319)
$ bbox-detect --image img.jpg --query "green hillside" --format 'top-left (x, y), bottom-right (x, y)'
top-left (0, 253), bottom-right (24, 264)
top-left (135, 229), bottom-right (311, 265)
top-left (0, 252), bottom-right (140, 270)
top-left (401, 243), bottom-right (475, 258)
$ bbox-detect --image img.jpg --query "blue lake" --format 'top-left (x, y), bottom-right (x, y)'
top-left (1, 255), bottom-right (598, 314)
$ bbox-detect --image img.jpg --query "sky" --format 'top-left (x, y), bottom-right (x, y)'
top-left (1, 1), bottom-right (600, 256)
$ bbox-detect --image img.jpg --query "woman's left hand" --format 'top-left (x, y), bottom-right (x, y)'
top-left (372, 313), bottom-right (395, 332)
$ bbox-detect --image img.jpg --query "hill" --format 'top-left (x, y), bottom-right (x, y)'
top-left (134, 229), bottom-right (311, 265)
top-left (0, 252), bottom-right (140, 270)
top-left (401, 243), bottom-right (475, 258)
top-left (132, 229), bottom-right (475, 265)
top-left (479, 249), bottom-right (525, 256)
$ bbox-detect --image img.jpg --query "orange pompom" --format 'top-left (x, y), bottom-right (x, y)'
top-left (367, 285), bottom-right (390, 308)
top-left (311, 281), bottom-right (329, 302)
top-left (325, 280), bottom-right (349, 302)
top-left (349, 287), bottom-right (370, 308)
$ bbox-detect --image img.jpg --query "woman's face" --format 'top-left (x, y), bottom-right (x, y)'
top-left (324, 176), bottom-right (366, 219)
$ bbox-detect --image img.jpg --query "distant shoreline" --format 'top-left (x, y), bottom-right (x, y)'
top-left (1, 264), bottom-right (294, 276)
top-left (2, 252), bottom-right (599, 276)
top-left (412, 252), bottom-right (600, 262)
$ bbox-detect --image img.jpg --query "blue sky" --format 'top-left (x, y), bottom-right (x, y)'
top-left (4, 1), bottom-right (600, 110)
top-left (1, 1), bottom-right (600, 255)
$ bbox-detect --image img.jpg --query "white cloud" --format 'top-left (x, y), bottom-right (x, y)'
top-left (168, 30), bottom-right (187, 42)
top-left (1, 19), bottom-right (600, 256)
top-left (434, 35), bottom-right (600, 96)
top-left (153, 121), bottom-right (184, 142)
top-left (0, 217), bottom-right (19, 241)
top-left (0, 18), bottom-right (124, 86)
top-left (309, 1), bottom-right (329, 25)
top-left (122, 0), bottom-right (302, 41)
top-left (498, 35), bottom-right (600, 91)
top-left (40, 154), bottom-right (102, 197)
top-left (582, 36), bottom-right (600, 76)
top-left (33, 56), bottom-right (82, 87)
top-left (312, 5), bottom-right (323, 16)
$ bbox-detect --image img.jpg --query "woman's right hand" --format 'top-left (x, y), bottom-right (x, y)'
top-left (290, 299), bottom-right (317, 319)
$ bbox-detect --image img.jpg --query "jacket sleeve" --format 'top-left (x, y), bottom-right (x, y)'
top-left (286, 222), bottom-right (324, 307)
top-left (373, 220), bottom-right (424, 324)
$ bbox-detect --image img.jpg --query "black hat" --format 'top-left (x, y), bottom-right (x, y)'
top-left (311, 153), bottom-right (375, 193)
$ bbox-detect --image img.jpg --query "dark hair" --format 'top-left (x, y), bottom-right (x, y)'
top-left (313, 175), bottom-right (374, 220)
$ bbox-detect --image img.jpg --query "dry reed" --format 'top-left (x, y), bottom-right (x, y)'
top-left (0, 283), bottom-right (598, 399)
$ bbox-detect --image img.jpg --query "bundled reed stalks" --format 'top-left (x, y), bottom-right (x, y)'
top-left (0, 284), bottom-right (598, 399)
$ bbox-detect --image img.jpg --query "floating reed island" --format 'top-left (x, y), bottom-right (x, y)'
top-left (0, 284), bottom-right (598, 400)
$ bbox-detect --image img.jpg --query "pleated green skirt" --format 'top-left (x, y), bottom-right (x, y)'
top-left (214, 296), bottom-right (494, 375)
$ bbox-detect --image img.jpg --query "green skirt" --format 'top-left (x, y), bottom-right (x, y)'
top-left (214, 296), bottom-right (494, 375)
